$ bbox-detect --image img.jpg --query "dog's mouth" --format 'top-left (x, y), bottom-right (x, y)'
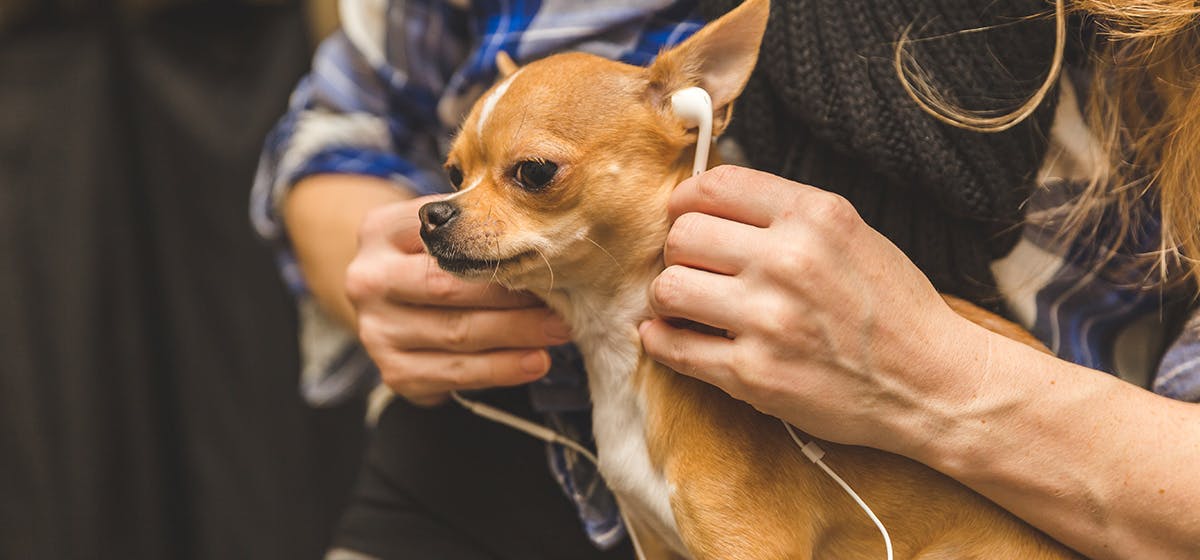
top-left (432, 249), bottom-right (537, 276)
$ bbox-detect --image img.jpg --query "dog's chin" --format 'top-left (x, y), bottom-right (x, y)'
top-left (431, 249), bottom-right (538, 280)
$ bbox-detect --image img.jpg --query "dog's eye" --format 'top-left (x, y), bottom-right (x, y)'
top-left (514, 160), bottom-right (558, 191)
top-left (446, 165), bottom-right (464, 189)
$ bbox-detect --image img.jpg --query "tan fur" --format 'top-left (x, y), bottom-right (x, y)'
top-left (495, 51), bottom-right (519, 78)
top-left (421, 1), bottom-right (1082, 557)
top-left (638, 307), bottom-right (1075, 559)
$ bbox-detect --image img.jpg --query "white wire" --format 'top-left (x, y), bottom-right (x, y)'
top-left (783, 421), bottom-right (894, 560)
top-left (451, 391), bottom-right (892, 560)
top-left (450, 392), bottom-right (649, 560)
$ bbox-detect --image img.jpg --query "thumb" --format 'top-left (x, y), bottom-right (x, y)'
top-left (375, 194), bottom-right (449, 254)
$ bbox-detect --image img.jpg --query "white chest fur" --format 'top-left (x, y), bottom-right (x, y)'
top-left (549, 287), bottom-right (688, 555)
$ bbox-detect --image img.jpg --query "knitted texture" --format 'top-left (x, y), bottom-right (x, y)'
top-left (700, 0), bottom-right (1061, 304)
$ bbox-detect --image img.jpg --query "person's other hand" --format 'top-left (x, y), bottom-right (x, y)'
top-left (346, 195), bottom-right (573, 406)
top-left (639, 166), bottom-right (974, 453)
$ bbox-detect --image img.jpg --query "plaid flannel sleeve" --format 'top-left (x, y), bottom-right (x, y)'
top-left (250, 0), bottom-right (465, 406)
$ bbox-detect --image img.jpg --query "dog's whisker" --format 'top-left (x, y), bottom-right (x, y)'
top-left (488, 236), bottom-right (503, 287)
top-left (512, 106), bottom-right (529, 144)
top-left (583, 235), bottom-right (625, 276)
top-left (532, 246), bottom-right (555, 292)
top-left (474, 204), bottom-right (502, 293)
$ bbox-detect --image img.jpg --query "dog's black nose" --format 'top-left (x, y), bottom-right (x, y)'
top-left (419, 201), bottom-right (459, 232)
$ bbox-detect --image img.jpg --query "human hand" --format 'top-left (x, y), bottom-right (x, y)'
top-left (346, 195), bottom-right (573, 406)
top-left (638, 166), bottom-right (978, 453)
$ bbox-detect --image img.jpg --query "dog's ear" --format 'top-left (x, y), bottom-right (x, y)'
top-left (647, 0), bottom-right (769, 135)
top-left (496, 51), bottom-right (519, 78)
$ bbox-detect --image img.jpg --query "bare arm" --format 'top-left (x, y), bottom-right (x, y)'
top-left (639, 165), bottom-right (1200, 559)
top-left (912, 322), bottom-right (1200, 559)
top-left (284, 174), bottom-right (411, 329)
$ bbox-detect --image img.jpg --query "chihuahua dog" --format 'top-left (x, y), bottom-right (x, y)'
top-left (418, 0), bottom-right (1079, 558)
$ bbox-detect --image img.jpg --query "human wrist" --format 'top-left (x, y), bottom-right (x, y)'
top-left (906, 323), bottom-right (1089, 480)
top-left (873, 308), bottom-right (999, 461)
top-left (284, 175), bottom-right (412, 329)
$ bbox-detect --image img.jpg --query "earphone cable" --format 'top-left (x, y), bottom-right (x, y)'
top-left (783, 421), bottom-right (894, 560)
top-left (450, 391), bottom-right (649, 560)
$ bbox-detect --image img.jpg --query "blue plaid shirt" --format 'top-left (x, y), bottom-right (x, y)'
top-left (992, 80), bottom-right (1200, 402)
top-left (252, 2), bottom-right (1200, 551)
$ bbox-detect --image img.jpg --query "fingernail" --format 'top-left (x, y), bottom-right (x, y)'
top-left (520, 351), bottom-right (550, 376)
top-left (637, 320), bottom-right (651, 336)
top-left (544, 316), bottom-right (572, 342)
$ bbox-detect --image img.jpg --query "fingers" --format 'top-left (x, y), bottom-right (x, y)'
top-left (358, 194), bottom-right (446, 254)
top-left (402, 257), bottom-right (543, 308)
top-left (639, 319), bottom-right (738, 391)
top-left (664, 212), bottom-right (759, 274)
top-left (352, 195), bottom-right (542, 309)
top-left (347, 250), bottom-right (541, 309)
top-left (669, 165), bottom-right (802, 227)
top-left (379, 348), bottom-right (552, 406)
top-left (650, 265), bottom-right (746, 332)
top-left (365, 306), bottom-right (572, 353)
top-left (349, 194), bottom-right (567, 407)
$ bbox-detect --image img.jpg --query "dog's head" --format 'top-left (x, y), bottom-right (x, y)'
top-left (419, 0), bottom-right (768, 294)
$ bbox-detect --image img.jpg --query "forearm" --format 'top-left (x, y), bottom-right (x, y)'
top-left (913, 322), bottom-right (1200, 559)
top-left (636, 166), bottom-right (1200, 556)
top-left (283, 174), bottom-right (412, 329)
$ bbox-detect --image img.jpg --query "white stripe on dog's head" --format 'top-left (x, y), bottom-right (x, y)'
top-left (444, 176), bottom-right (483, 201)
top-left (476, 68), bottom-right (523, 141)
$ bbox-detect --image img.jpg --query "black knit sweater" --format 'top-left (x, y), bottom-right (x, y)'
top-left (700, 0), bottom-right (1063, 306)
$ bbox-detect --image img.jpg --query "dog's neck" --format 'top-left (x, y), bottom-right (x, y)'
top-left (527, 161), bottom-right (697, 551)
top-left (531, 160), bottom-right (694, 349)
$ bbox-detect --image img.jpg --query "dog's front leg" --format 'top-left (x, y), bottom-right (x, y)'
top-left (625, 513), bottom-right (689, 560)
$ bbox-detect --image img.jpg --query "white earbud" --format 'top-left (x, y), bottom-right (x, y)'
top-left (670, 87), bottom-right (713, 176)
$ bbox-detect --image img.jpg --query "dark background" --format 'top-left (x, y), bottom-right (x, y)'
top-left (0, 1), bottom-right (365, 558)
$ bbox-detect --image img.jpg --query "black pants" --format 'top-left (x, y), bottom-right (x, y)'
top-left (333, 388), bottom-right (634, 560)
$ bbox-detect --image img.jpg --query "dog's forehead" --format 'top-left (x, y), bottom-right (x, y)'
top-left (461, 53), bottom-right (646, 154)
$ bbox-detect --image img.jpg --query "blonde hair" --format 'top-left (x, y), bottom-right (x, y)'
top-left (897, 0), bottom-right (1200, 288)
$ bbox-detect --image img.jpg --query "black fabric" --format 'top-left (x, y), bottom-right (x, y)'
top-left (336, 391), bottom-right (635, 560)
top-left (0, 4), bottom-right (363, 559)
top-left (700, 0), bottom-right (1061, 305)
